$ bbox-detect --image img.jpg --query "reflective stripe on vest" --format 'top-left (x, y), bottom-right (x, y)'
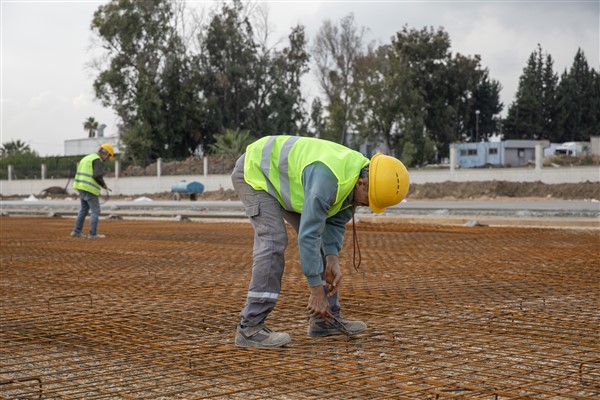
top-left (244, 135), bottom-right (369, 216)
top-left (73, 153), bottom-right (102, 195)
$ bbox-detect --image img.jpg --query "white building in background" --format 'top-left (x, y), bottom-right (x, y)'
top-left (64, 124), bottom-right (122, 156)
top-left (454, 140), bottom-right (550, 168)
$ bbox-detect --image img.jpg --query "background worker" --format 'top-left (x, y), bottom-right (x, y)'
top-left (70, 143), bottom-right (114, 239)
top-left (231, 135), bottom-right (410, 349)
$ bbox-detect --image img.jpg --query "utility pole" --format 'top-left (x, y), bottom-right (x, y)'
top-left (475, 110), bottom-right (480, 142)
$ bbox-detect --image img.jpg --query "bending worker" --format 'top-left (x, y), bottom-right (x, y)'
top-left (232, 135), bottom-right (409, 348)
top-left (70, 143), bottom-right (114, 239)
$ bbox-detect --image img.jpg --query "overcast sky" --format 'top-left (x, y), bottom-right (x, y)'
top-left (1, 0), bottom-right (598, 156)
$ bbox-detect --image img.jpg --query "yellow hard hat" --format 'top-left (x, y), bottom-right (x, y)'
top-left (368, 154), bottom-right (410, 214)
top-left (99, 143), bottom-right (115, 160)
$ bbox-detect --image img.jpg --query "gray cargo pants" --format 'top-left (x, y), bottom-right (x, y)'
top-left (231, 155), bottom-right (340, 327)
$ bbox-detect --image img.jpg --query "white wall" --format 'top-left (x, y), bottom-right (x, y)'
top-left (1, 167), bottom-right (599, 197)
top-left (410, 166), bottom-right (600, 184)
top-left (0, 174), bottom-right (231, 197)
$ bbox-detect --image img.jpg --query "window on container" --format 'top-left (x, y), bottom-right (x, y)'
top-left (518, 149), bottom-right (525, 157)
top-left (460, 150), bottom-right (467, 156)
top-left (489, 148), bottom-right (498, 155)
top-left (467, 149), bottom-right (477, 156)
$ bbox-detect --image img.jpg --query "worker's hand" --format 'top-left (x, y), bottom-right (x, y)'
top-left (105, 187), bottom-right (112, 192)
top-left (307, 285), bottom-right (330, 320)
top-left (325, 254), bottom-right (342, 298)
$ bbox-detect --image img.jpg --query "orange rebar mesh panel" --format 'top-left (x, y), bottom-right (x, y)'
top-left (1, 217), bottom-right (598, 399)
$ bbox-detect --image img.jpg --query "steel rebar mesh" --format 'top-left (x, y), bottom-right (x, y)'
top-left (1, 217), bottom-right (598, 399)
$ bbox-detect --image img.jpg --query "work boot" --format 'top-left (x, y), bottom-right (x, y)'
top-left (308, 316), bottom-right (367, 337)
top-left (88, 234), bottom-right (106, 239)
top-left (70, 231), bottom-right (84, 238)
top-left (235, 323), bottom-right (291, 349)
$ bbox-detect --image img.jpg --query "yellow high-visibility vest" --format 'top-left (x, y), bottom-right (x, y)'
top-left (244, 135), bottom-right (369, 216)
top-left (73, 153), bottom-right (102, 195)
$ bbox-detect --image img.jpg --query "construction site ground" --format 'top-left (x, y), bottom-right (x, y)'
top-left (1, 211), bottom-right (599, 399)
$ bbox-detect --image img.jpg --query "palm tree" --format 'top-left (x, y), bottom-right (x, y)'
top-left (209, 129), bottom-right (255, 158)
top-left (83, 117), bottom-right (99, 138)
top-left (1, 139), bottom-right (32, 157)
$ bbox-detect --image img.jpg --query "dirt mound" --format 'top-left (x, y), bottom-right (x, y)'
top-left (138, 181), bottom-right (599, 201)
top-left (3, 181), bottom-right (597, 202)
top-left (38, 186), bottom-right (69, 198)
top-left (408, 181), bottom-right (599, 200)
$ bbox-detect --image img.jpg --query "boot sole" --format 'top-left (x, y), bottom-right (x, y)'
top-left (235, 334), bottom-right (291, 349)
top-left (235, 338), bottom-right (292, 349)
top-left (308, 329), bottom-right (345, 337)
top-left (308, 325), bottom-right (367, 337)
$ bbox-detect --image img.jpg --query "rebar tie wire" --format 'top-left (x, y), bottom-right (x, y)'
top-left (351, 204), bottom-right (361, 272)
top-left (330, 314), bottom-right (352, 337)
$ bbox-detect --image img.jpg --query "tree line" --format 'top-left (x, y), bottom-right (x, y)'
top-left (4, 0), bottom-right (598, 168)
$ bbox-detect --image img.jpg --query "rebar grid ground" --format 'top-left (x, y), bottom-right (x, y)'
top-left (1, 217), bottom-right (598, 399)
